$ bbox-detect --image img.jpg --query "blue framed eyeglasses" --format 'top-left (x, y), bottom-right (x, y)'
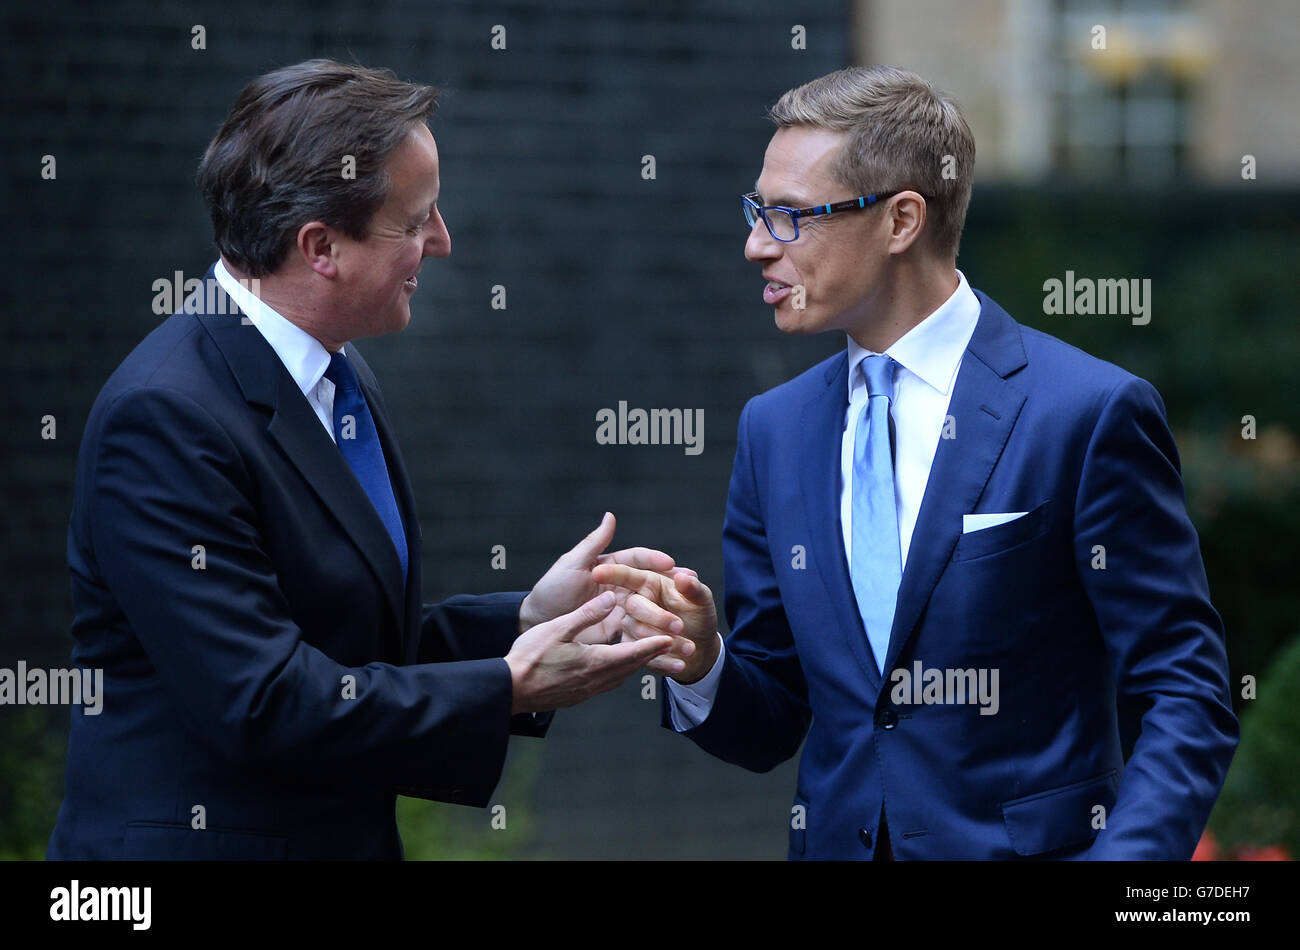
top-left (742, 190), bottom-right (931, 242)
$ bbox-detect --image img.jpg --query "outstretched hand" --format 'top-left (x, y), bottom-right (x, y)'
top-left (505, 592), bottom-right (677, 714)
top-left (590, 562), bottom-right (720, 684)
top-left (518, 512), bottom-right (693, 657)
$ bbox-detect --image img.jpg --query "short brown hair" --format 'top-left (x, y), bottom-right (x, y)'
top-left (196, 59), bottom-right (440, 277)
top-left (769, 65), bottom-right (975, 260)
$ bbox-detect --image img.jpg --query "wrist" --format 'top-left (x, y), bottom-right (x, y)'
top-left (505, 652), bottom-right (528, 715)
top-left (517, 592), bottom-right (542, 636)
top-left (670, 633), bottom-right (721, 686)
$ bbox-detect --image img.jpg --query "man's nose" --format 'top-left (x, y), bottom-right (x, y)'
top-left (425, 209), bottom-right (451, 258)
top-left (744, 218), bottom-right (779, 262)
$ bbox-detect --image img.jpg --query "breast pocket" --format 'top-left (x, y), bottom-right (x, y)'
top-left (952, 500), bottom-right (1051, 562)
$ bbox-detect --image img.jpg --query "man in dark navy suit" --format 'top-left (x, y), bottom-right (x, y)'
top-left (48, 59), bottom-right (685, 859)
top-left (599, 66), bottom-right (1239, 859)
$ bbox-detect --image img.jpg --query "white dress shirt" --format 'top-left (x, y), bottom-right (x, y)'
top-left (666, 270), bottom-right (982, 729)
top-left (213, 258), bottom-right (341, 443)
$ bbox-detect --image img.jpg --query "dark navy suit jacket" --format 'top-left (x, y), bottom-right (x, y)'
top-left (49, 265), bottom-right (547, 859)
top-left (664, 289), bottom-right (1238, 859)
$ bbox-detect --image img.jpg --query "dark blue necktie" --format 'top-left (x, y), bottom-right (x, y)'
top-left (324, 351), bottom-right (408, 582)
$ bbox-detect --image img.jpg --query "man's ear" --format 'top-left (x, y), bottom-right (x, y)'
top-left (296, 221), bottom-right (339, 278)
top-left (886, 191), bottom-right (928, 256)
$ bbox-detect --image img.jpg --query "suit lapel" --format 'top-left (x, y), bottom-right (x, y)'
top-left (265, 376), bottom-right (408, 644)
top-left (798, 292), bottom-right (1031, 691)
top-left (191, 267), bottom-right (408, 649)
top-left (800, 353), bottom-right (885, 694)
top-left (880, 291), bottom-right (1028, 674)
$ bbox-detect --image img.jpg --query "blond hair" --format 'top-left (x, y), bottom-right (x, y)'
top-left (769, 65), bottom-right (975, 259)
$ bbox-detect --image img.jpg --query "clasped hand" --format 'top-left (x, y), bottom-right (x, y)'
top-left (590, 551), bottom-right (719, 686)
top-left (506, 513), bottom-right (708, 713)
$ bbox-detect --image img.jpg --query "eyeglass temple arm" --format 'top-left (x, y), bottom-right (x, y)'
top-left (790, 191), bottom-right (933, 218)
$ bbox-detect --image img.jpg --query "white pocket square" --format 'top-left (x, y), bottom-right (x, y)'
top-left (962, 512), bottom-right (1028, 534)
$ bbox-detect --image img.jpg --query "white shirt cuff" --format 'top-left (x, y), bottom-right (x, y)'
top-left (664, 636), bottom-right (726, 731)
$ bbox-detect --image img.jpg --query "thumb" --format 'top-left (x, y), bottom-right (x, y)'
top-left (551, 590), bottom-right (617, 642)
top-left (673, 570), bottom-right (712, 606)
top-left (570, 511), bottom-right (616, 563)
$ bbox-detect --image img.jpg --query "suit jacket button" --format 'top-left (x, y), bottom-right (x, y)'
top-left (875, 707), bottom-right (898, 729)
top-left (859, 828), bottom-right (873, 849)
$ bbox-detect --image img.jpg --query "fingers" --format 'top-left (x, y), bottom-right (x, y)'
top-left (550, 590), bottom-right (618, 642)
top-left (597, 546), bottom-right (675, 573)
top-left (642, 653), bottom-right (689, 676)
top-left (571, 603), bottom-right (626, 645)
top-left (621, 593), bottom-right (693, 673)
top-left (590, 562), bottom-right (660, 594)
top-left (624, 591), bottom-right (683, 635)
top-left (583, 641), bottom-right (687, 696)
top-left (594, 633), bottom-right (675, 675)
top-left (594, 563), bottom-right (709, 606)
top-left (624, 620), bottom-right (696, 661)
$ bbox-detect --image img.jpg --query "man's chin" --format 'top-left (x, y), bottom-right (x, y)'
top-left (349, 311), bottom-right (412, 342)
top-left (773, 305), bottom-right (816, 335)
top-left (384, 304), bottom-right (414, 335)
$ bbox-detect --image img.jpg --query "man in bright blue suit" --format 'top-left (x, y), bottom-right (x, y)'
top-left (47, 60), bottom-right (681, 860)
top-left (597, 66), bottom-right (1239, 859)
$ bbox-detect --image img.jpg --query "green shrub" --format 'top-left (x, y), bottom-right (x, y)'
top-left (1208, 634), bottom-right (1300, 856)
top-left (0, 706), bottom-right (66, 860)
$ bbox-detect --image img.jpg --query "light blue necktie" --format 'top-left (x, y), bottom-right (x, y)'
top-left (850, 355), bottom-right (902, 674)
top-left (325, 351), bottom-right (409, 583)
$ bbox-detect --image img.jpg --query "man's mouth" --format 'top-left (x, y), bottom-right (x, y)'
top-left (763, 278), bottom-right (792, 306)
top-left (404, 272), bottom-right (419, 290)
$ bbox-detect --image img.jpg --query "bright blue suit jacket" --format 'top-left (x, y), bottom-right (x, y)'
top-left (49, 265), bottom-right (547, 860)
top-left (664, 289), bottom-right (1238, 860)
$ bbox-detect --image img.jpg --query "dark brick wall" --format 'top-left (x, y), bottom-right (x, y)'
top-left (2, 0), bottom-right (849, 857)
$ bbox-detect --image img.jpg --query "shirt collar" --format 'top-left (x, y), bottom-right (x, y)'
top-left (213, 258), bottom-right (334, 399)
top-left (845, 268), bottom-right (981, 398)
